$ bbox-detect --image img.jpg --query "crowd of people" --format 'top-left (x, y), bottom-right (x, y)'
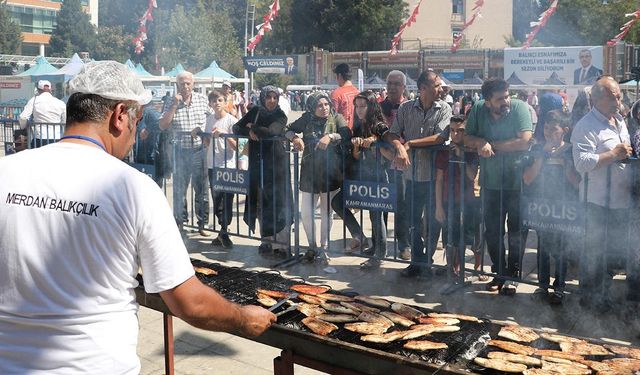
top-left (4, 58), bottom-right (640, 373)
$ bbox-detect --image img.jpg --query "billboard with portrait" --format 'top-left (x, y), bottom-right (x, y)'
top-left (503, 46), bottom-right (603, 85)
top-left (243, 55), bottom-right (299, 75)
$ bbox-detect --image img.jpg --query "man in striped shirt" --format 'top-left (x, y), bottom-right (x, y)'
top-left (384, 69), bottom-right (451, 278)
top-left (159, 71), bottom-right (211, 236)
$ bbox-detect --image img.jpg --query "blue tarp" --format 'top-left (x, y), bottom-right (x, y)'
top-left (194, 61), bottom-right (235, 79)
top-left (166, 63), bottom-right (186, 77)
top-left (18, 56), bottom-right (58, 78)
top-left (36, 53), bottom-right (84, 82)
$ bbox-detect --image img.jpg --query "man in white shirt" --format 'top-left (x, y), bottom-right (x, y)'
top-left (0, 61), bottom-right (275, 374)
top-left (19, 80), bottom-right (66, 147)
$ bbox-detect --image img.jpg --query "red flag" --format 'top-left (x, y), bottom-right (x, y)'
top-left (389, 0), bottom-right (423, 55)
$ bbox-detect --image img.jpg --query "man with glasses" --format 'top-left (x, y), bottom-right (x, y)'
top-left (0, 61), bottom-right (275, 374)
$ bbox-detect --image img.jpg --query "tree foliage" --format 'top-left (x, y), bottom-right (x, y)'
top-left (258, 0), bottom-right (407, 53)
top-left (153, 3), bottom-right (243, 75)
top-left (513, 0), bottom-right (640, 46)
top-left (0, 0), bottom-right (22, 54)
top-left (49, 0), bottom-right (97, 57)
top-left (93, 26), bottom-right (133, 62)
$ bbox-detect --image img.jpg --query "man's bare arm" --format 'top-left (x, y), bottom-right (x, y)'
top-left (160, 276), bottom-right (275, 338)
top-left (491, 131), bottom-right (532, 152)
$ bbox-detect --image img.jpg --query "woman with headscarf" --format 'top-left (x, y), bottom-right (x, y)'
top-left (234, 86), bottom-right (293, 255)
top-left (286, 91), bottom-right (352, 261)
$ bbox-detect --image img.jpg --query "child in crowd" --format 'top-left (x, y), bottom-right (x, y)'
top-left (203, 90), bottom-right (238, 248)
top-left (523, 110), bottom-right (580, 304)
top-left (434, 115), bottom-right (482, 280)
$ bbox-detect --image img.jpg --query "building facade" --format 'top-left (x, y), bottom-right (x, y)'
top-left (6, 0), bottom-right (98, 56)
top-left (401, 0), bottom-right (512, 50)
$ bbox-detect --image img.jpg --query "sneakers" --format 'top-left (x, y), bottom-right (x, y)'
top-left (400, 264), bottom-right (426, 278)
top-left (198, 228), bottom-right (210, 237)
top-left (211, 234), bottom-right (233, 249)
top-left (499, 280), bottom-right (518, 296)
top-left (258, 243), bottom-right (272, 253)
top-left (549, 290), bottom-right (564, 305)
top-left (531, 287), bottom-right (549, 301)
top-left (399, 248), bottom-right (411, 261)
top-left (360, 258), bottom-right (381, 270)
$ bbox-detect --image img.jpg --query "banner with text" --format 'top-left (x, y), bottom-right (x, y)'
top-left (243, 56), bottom-right (299, 75)
top-left (504, 46), bottom-right (603, 85)
top-left (212, 168), bottom-right (249, 194)
top-left (521, 197), bottom-right (585, 235)
top-left (343, 180), bottom-right (396, 212)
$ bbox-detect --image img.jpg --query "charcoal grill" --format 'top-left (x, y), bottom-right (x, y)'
top-left (136, 259), bottom-right (629, 375)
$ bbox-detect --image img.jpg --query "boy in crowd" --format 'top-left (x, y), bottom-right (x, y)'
top-left (434, 115), bottom-right (482, 280)
top-left (202, 90), bottom-right (238, 248)
top-left (523, 110), bottom-right (580, 304)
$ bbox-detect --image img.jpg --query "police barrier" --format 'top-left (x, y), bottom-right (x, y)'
top-left (152, 128), bottom-right (640, 303)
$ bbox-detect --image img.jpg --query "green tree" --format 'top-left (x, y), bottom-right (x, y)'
top-left (518, 0), bottom-right (640, 46)
top-left (0, 0), bottom-right (22, 54)
top-left (49, 0), bottom-right (97, 57)
top-left (153, 4), bottom-right (243, 75)
top-left (93, 25), bottom-right (133, 62)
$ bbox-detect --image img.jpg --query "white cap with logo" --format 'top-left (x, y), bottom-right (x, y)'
top-left (68, 61), bottom-right (152, 105)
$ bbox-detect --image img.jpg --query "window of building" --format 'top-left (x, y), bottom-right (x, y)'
top-left (452, 0), bottom-right (464, 14)
top-left (8, 6), bottom-right (58, 35)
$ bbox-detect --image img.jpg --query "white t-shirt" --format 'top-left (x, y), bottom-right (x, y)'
top-left (18, 92), bottom-right (67, 139)
top-left (0, 142), bottom-right (195, 374)
top-left (204, 112), bottom-right (237, 169)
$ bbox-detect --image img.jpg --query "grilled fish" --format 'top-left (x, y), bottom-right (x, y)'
top-left (360, 330), bottom-right (408, 344)
top-left (473, 357), bottom-right (527, 373)
top-left (578, 359), bottom-right (619, 374)
top-left (193, 266), bottom-right (217, 276)
top-left (498, 325), bottom-right (540, 343)
top-left (487, 351), bottom-right (542, 366)
top-left (522, 369), bottom-right (558, 375)
top-left (533, 349), bottom-right (584, 362)
top-left (540, 332), bottom-right (586, 344)
top-left (316, 313), bottom-right (359, 323)
top-left (256, 288), bottom-right (290, 299)
top-left (296, 303), bottom-right (326, 317)
top-left (320, 301), bottom-right (359, 315)
top-left (403, 325), bottom-right (460, 339)
top-left (604, 344), bottom-right (640, 359)
top-left (427, 312), bottom-right (480, 322)
top-left (541, 360), bottom-right (591, 374)
top-left (380, 311), bottom-right (415, 327)
top-left (256, 292), bottom-right (278, 307)
top-left (353, 295), bottom-right (391, 309)
top-left (342, 301), bottom-right (380, 313)
top-left (301, 316), bottom-right (338, 336)
top-left (417, 317), bottom-right (460, 326)
top-left (602, 358), bottom-right (640, 372)
top-left (297, 294), bottom-right (324, 305)
top-left (559, 341), bottom-right (610, 356)
top-left (391, 302), bottom-right (425, 320)
top-left (316, 293), bottom-right (354, 302)
top-left (344, 322), bottom-right (389, 335)
top-left (358, 311), bottom-right (394, 328)
top-left (403, 340), bottom-right (448, 351)
top-left (289, 284), bottom-right (331, 295)
top-left (488, 339), bottom-right (537, 356)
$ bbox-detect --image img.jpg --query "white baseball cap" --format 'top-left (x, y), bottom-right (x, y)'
top-left (222, 80), bottom-right (231, 87)
top-left (37, 80), bottom-right (51, 90)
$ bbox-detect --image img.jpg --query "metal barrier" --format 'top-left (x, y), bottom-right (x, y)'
top-left (1, 121), bottom-right (65, 154)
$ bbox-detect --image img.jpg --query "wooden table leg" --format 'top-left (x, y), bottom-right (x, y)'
top-left (163, 313), bottom-right (175, 375)
top-left (273, 350), bottom-right (295, 375)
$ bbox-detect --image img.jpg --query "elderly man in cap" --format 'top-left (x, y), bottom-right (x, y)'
top-left (19, 79), bottom-right (66, 148)
top-left (0, 61), bottom-right (275, 374)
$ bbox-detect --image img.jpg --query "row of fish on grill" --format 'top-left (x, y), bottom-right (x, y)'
top-left (255, 283), bottom-right (640, 374)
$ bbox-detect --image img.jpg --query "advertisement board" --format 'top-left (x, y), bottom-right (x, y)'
top-left (243, 55), bottom-right (299, 75)
top-left (503, 46), bottom-right (603, 85)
